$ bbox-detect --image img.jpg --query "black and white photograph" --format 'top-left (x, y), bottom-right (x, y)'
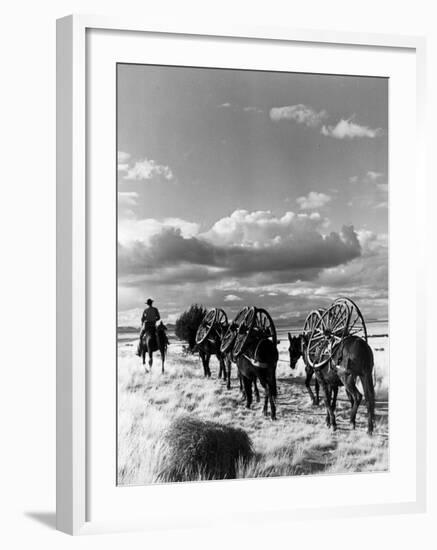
top-left (117, 63), bottom-right (389, 485)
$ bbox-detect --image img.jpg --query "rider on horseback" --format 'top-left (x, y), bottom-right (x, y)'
top-left (136, 298), bottom-right (161, 356)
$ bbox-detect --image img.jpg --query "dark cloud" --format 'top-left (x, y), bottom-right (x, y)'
top-left (118, 224), bottom-right (361, 283)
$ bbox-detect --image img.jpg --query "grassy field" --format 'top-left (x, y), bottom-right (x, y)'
top-left (117, 329), bottom-right (389, 486)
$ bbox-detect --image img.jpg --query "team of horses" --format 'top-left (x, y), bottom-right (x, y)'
top-left (138, 307), bottom-right (376, 434)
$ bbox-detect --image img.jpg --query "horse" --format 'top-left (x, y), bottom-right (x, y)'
top-left (139, 323), bottom-right (168, 373)
top-left (288, 333), bottom-right (375, 434)
top-left (236, 339), bottom-right (278, 420)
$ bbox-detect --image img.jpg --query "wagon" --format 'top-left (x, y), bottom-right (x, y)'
top-left (220, 306), bottom-right (277, 361)
top-left (303, 297), bottom-right (367, 369)
top-left (195, 308), bottom-right (228, 345)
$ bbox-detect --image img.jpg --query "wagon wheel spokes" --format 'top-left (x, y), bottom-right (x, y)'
top-left (347, 310), bottom-right (367, 341)
top-left (306, 312), bottom-right (334, 368)
top-left (232, 307), bottom-right (256, 358)
top-left (333, 297), bottom-right (368, 342)
top-left (303, 309), bottom-right (324, 336)
top-left (327, 304), bottom-right (349, 335)
top-left (220, 306), bottom-right (248, 354)
top-left (253, 308), bottom-right (277, 345)
top-left (307, 333), bottom-right (326, 347)
top-left (195, 309), bottom-right (216, 345)
top-left (308, 339), bottom-right (332, 368)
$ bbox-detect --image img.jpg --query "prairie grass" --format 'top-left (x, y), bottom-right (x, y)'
top-left (118, 336), bottom-right (389, 486)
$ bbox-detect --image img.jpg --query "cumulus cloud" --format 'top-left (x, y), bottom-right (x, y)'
top-left (203, 209), bottom-right (324, 246)
top-left (296, 192), bottom-right (331, 210)
top-left (118, 210), bottom-right (361, 286)
top-left (321, 118), bottom-right (382, 139)
top-left (118, 217), bottom-right (200, 246)
top-left (270, 104), bottom-right (327, 127)
top-left (122, 158), bottom-right (174, 181)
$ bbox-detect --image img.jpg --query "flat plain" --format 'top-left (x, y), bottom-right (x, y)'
top-left (117, 324), bottom-right (389, 486)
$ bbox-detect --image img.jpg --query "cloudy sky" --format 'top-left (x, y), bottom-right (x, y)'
top-left (117, 64), bottom-right (388, 327)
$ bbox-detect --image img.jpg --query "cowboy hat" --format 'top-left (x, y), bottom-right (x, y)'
top-left (145, 298), bottom-right (154, 305)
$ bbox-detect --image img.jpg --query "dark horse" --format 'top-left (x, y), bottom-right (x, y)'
top-left (236, 339), bottom-right (278, 420)
top-left (288, 334), bottom-right (375, 434)
top-left (139, 323), bottom-right (168, 373)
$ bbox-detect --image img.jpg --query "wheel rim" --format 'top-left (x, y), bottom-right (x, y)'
top-left (333, 297), bottom-right (367, 342)
top-left (252, 308), bottom-right (277, 346)
top-left (232, 307), bottom-right (256, 358)
top-left (195, 309), bottom-right (216, 345)
top-left (303, 309), bottom-right (324, 336)
top-left (220, 307), bottom-right (248, 353)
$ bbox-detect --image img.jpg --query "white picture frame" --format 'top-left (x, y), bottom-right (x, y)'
top-left (56, 14), bottom-right (427, 535)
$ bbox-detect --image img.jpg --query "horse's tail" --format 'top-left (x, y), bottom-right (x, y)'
top-left (360, 370), bottom-right (375, 421)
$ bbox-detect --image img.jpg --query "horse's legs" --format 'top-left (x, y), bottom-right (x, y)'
top-left (325, 385), bottom-right (333, 427)
top-left (344, 374), bottom-right (362, 430)
top-left (345, 388), bottom-right (354, 407)
top-left (199, 351), bottom-right (210, 377)
top-left (218, 355), bottom-right (227, 381)
top-left (242, 377), bottom-right (253, 409)
top-left (331, 385), bottom-right (339, 412)
top-left (148, 350), bottom-right (153, 369)
top-left (326, 385), bottom-right (339, 426)
top-left (239, 373), bottom-right (246, 399)
top-left (225, 355), bottom-right (232, 390)
top-left (253, 379), bottom-right (260, 402)
top-left (304, 366), bottom-right (317, 405)
top-left (268, 386), bottom-right (276, 420)
top-left (263, 390), bottom-right (268, 417)
top-left (315, 370), bottom-right (336, 431)
top-left (217, 355), bottom-right (223, 379)
top-left (360, 372), bottom-right (375, 435)
top-left (160, 348), bottom-right (165, 374)
top-left (315, 377), bottom-right (320, 405)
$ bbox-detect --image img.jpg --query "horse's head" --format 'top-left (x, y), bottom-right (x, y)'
top-left (288, 333), bottom-right (304, 370)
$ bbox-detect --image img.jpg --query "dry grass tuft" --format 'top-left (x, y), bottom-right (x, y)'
top-left (156, 416), bottom-right (253, 482)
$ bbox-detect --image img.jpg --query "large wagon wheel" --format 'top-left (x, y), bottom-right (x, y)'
top-left (232, 306), bottom-right (257, 358)
top-left (251, 308), bottom-right (277, 346)
top-left (220, 307), bottom-right (249, 353)
top-left (306, 298), bottom-right (367, 368)
top-left (195, 309), bottom-right (216, 345)
top-left (333, 297), bottom-right (367, 342)
top-left (307, 300), bottom-right (351, 368)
